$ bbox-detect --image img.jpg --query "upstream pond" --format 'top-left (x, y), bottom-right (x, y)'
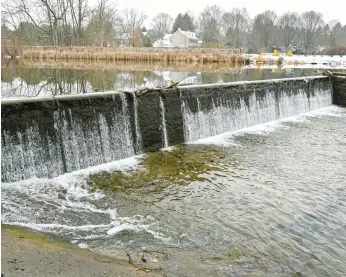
top-left (2, 105), bottom-right (346, 277)
top-left (1, 60), bottom-right (327, 99)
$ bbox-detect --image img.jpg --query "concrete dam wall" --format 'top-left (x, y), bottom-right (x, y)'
top-left (333, 75), bottom-right (346, 106)
top-left (1, 76), bottom-right (333, 183)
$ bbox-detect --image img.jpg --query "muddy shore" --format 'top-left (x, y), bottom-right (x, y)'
top-left (1, 225), bottom-right (163, 277)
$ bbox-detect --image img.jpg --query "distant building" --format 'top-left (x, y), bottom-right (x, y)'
top-left (170, 28), bottom-right (199, 48)
top-left (153, 28), bottom-right (200, 48)
top-left (153, 34), bottom-right (173, 48)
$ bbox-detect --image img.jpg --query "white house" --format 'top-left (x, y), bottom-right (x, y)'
top-left (170, 28), bottom-right (199, 48)
top-left (153, 29), bottom-right (199, 48)
top-left (153, 34), bottom-right (173, 48)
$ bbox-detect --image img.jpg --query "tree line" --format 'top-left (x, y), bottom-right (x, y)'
top-left (2, 0), bottom-right (346, 54)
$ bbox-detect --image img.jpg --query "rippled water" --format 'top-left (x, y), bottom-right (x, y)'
top-left (2, 106), bottom-right (346, 276)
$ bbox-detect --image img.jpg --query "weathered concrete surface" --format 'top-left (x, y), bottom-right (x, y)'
top-left (332, 77), bottom-right (346, 106)
top-left (162, 88), bottom-right (185, 146)
top-left (136, 91), bottom-right (163, 152)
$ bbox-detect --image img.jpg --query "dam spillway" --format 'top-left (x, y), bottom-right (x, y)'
top-left (1, 76), bottom-right (334, 182)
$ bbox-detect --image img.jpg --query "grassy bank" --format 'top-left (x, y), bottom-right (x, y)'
top-left (1, 224), bottom-right (163, 277)
top-left (22, 46), bottom-right (245, 65)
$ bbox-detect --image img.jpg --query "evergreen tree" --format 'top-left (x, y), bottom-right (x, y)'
top-left (172, 13), bottom-right (194, 32)
top-left (172, 13), bottom-right (183, 32)
top-left (182, 13), bottom-right (195, 31)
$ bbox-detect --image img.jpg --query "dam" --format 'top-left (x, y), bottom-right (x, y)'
top-left (1, 72), bottom-right (346, 277)
top-left (1, 75), bottom-right (341, 183)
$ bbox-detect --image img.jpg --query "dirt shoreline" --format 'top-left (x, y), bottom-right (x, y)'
top-left (1, 224), bottom-right (163, 277)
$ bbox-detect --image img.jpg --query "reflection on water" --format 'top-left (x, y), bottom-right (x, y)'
top-left (1, 64), bottom-right (323, 99)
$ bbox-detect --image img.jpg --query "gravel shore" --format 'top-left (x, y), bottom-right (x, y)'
top-left (1, 225), bottom-right (162, 277)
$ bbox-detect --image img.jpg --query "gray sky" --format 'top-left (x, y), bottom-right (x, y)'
top-left (90, 0), bottom-right (345, 25)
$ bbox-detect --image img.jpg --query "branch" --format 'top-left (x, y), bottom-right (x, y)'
top-left (19, 0), bottom-right (47, 33)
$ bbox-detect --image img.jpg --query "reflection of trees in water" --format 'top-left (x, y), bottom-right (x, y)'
top-left (1, 67), bottom-right (91, 98)
top-left (1, 67), bottom-right (153, 97)
top-left (108, 70), bottom-right (155, 91)
top-left (202, 67), bottom-right (317, 83)
top-left (149, 71), bottom-right (202, 86)
top-left (1, 65), bottom-right (318, 98)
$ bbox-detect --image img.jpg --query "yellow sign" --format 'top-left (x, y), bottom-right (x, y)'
top-left (273, 49), bottom-right (280, 56)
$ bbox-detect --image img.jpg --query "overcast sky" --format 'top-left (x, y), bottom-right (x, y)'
top-left (89, 0), bottom-right (345, 26)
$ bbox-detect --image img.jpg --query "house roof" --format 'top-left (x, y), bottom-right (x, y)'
top-left (163, 33), bottom-right (172, 40)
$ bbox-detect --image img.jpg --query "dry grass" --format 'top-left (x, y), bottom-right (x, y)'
top-left (1, 37), bottom-right (23, 57)
top-left (22, 46), bottom-right (245, 65)
top-left (6, 58), bottom-right (244, 72)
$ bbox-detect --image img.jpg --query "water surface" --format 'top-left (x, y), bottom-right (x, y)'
top-left (2, 106), bottom-right (345, 277)
top-left (1, 62), bottom-right (325, 99)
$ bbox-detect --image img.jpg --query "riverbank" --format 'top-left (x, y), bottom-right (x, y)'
top-left (21, 46), bottom-right (245, 64)
top-left (1, 225), bottom-right (163, 277)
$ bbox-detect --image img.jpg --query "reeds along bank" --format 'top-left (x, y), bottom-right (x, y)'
top-left (21, 46), bottom-right (245, 64)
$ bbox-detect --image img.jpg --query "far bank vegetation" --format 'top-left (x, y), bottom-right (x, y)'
top-left (2, 0), bottom-right (346, 59)
top-left (21, 46), bottom-right (245, 64)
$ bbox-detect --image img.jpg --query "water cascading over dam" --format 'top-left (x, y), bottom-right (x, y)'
top-left (1, 76), bottom-right (334, 182)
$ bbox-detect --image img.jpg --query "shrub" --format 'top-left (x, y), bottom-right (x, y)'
top-left (276, 57), bottom-right (284, 66)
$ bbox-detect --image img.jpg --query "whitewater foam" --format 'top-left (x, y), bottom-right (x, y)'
top-left (1, 155), bottom-right (170, 244)
top-left (191, 105), bottom-right (345, 146)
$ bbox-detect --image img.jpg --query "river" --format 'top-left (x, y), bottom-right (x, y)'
top-left (1, 61), bottom-right (326, 99)
top-left (2, 103), bottom-right (345, 276)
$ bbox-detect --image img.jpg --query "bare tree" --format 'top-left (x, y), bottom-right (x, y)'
top-left (199, 5), bottom-right (223, 45)
top-left (86, 0), bottom-right (117, 46)
top-left (2, 1), bottom-right (23, 31)
top-left (118, 8), bottom-right (147, 47)
top-left (68, 0), bottom-right (89, 44)
top-left (4, 0), bottom-right (73, 46)
top-left (252, 10), bottom-right (277, 50)
top-left (278, 12), bottom-right (299, 48)
top-left (222, 8), bottom-right (250, 48)
top-left (151, 13), bottom-right (173, 40)
top-left (327, 19), bottom-right (342, 47)
top-left (3, 0), bottom-right (90, 45)
top-left (300, 11), bottom-right (324, 54)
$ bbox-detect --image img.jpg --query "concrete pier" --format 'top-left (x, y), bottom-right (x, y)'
top-left (332, 73), bottom-right (346, 106)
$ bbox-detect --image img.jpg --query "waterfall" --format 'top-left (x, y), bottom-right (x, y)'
top-left (1, 125), bottom-right (65, 183)
top-left (1, 95), bottom-right (136, 183)
top-left (2, 77), bottom-right (333, 183)
top-left (181, 85), bottom-right (332, 142)
top-left (159, 95), bottom-right (169, 148)
top-left (131, 92), bottom-right (143, 154)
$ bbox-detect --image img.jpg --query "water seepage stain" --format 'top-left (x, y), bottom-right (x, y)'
top-left (88, 145), bottom-right (225, 196)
